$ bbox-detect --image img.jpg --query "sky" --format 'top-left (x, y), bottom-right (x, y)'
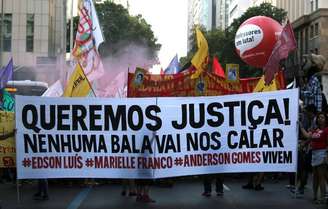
top-left (128, 0), bottom-right (188, 73)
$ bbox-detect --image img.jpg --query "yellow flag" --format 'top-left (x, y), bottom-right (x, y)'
top-left (0, 111), bottom-right (15, 168)
top-left (191, 28), bottom-right (209, 79)
top-left (253, 75), bottom-right (277, 92)
top-left (63, 63), bottom-right (92, 97)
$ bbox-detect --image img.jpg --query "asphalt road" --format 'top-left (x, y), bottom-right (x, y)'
top-left (0, 176), bottom-right (323, 209)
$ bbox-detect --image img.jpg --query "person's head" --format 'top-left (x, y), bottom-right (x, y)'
top-left (302, 54), bottom-right (326, 79)
top-left (306, 66), bottom-right (319, 80)
top-left (305, 104), bottom-right (317, 119)
top-left (136, 73), bottom-right (143, 82)
top-left (316, 112), bottom-right (328, 128)
top-left (197, 82), bottom-right (204, 92)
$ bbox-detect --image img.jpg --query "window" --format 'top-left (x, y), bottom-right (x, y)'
top-left (26, 14), bottom-right (34, 52)
top-left (314, 23), bottom-right (319, 36)
top-left (311, 1), bottom-right (314, 12)
top-left (310, 25), bottom-right (314, 38)
top-left (0, 14), bottom-right (12, 52)
top-left (315, 0), bottom-right (319, 10)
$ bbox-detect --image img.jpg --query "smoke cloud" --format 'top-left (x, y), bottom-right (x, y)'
top-left (96, 42), bottom-right (159, 97)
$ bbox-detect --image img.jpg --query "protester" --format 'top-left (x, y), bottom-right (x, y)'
top-left (134, 132), bottom-right (156, 203)
top-left (242, 173), bottom-right (264, 191)
top-left (289, 105), bottom-right (316, 197)
top-left (33, 179), bottom-right (49, 200)
top-left (121, 179), bottom-right (136, 196)
top-left (300, 112), bottom-right (328, 204)
top-left (320, 85), bottom-right (328, 111)
top-left (202, 174), bottom-right (224, 197)
top-left (301, 57), bottom-right (324, 112)
top-left (135, 179), bottom-right (155, 203)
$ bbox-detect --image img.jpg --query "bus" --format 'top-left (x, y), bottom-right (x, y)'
top-left (5, 80), bottom-right (48, 96)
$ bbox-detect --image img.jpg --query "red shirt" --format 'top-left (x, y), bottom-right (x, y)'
top-left (311, 128), bottom-right (328, 150)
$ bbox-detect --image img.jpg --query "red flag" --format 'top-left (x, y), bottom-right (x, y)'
top-left (264, 21), bottom-right (297, 84)
top-left (212, 56), bottom-right (225, 78)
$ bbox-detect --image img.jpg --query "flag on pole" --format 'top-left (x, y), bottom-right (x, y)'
top-left (164, 54), bottom-right (180, 74)
top-left (72, 0), bottom-right (105, 82)
top-left (42, 80), bottom-right (64, 97)
top-left (0, 58), bottom-right (13, 89)
top-left (89, 0), bottom-right (104, 50)
top-left (63, 63), bottom-right (93, 97)
top-left (212, 56), bottom-right (225, 78)
top-left (253, 76), bottom-right (277, 92)
top-left (191, 28), bottom-right (209, 79)
top-left (264, 21), bottom-right (297, 84)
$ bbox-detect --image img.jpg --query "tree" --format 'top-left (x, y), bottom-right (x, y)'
top-left (66, 1), bottom-right (161, 61)
top-left (182, 3), bottom-right (287, 78)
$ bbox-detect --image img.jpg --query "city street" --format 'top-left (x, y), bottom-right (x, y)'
top-left (0, 176), bottom-right (323, 209)
top-left (1, 0), bottom-right (328, 209)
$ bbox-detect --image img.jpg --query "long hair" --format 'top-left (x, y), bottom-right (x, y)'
top-left (315, 112), bottom-right (328, 127)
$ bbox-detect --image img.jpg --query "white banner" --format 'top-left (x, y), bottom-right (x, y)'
top-left (16, 89), bottom-right (299, 179)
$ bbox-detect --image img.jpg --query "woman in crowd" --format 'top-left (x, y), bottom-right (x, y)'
top-left (300, 112), bottom-right (328, 204)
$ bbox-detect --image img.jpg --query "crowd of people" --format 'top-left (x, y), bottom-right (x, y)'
top-left (1, 54), bottom-right (328, 206)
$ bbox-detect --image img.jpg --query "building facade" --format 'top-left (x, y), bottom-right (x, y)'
top-left (274, 1), bottom-right (328, 96)
top-left (291, 8), bottom-right (328, 70)
top-left (276, 1), bottom-right (328, 67)
top-left (187, 0), bottom-right (217, 51)
top-left (0, 0), bottom-right (67, 85)
top-left (276, 0), bottom-right (306, 22)
top-left (276, 0), bottom-right (328, 23)
top-left (188, 0), bottom-right (216, 31)
top-left (0, 0), bottom-right (66, 69)
top-left (216, 0), bottom-right (277, 30)
top-left (252, 0), bottom-right (276, 6)
top-left (228, 0), bottom-right (252, 26)
top-left (216, 0), bottom-right (230, 29)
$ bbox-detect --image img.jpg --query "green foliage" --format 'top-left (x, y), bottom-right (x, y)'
top-left (66, 1), bottom-right (161, 59)
top-left (96, 1), bottom-right (160, 58)
top-left (181, 3), bottom-right (287, 78)
top-left (229, 3), bottom-right (287, 35)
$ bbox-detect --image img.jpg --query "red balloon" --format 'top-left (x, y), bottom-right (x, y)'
top-left (235, 16), bottom-right (282, 68)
